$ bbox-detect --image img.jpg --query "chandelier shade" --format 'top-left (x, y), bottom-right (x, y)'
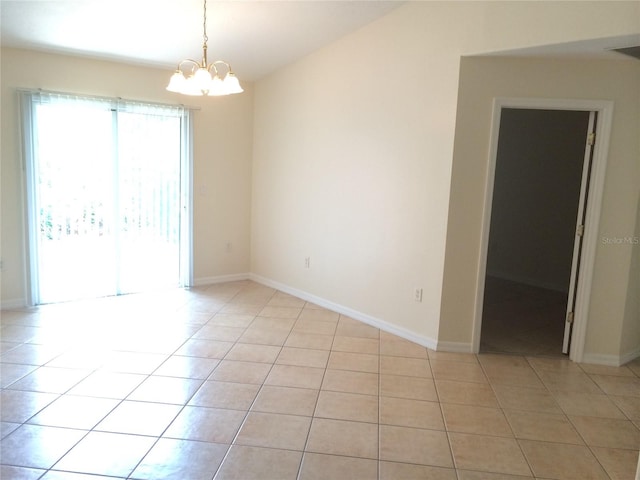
top-left (167, 0), bottom-right (243, 96)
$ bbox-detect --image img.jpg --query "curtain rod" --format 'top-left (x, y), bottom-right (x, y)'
top-left (17, 88), bottom-right (201, 111)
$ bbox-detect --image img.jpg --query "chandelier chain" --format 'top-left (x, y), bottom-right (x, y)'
top-left (202, 0), bottom-right (208, 47)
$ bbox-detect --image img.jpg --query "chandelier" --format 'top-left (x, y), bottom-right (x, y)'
top-left (167, 0), bottom-right (243, 96)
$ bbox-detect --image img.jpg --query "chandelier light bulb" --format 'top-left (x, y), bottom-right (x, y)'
top-left (222, 72), bottom-right (243, 94)
top-left (166, 71), bottom-right (187, 93)
top-left (208, 75), bottom-right (225, 96)
top-left (192, 67), bottom-right (212, 94)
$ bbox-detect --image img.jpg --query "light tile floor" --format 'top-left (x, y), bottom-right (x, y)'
top-left (1, 280), bottom-right (639, 479)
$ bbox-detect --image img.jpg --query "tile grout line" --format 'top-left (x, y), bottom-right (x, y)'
top-left (377, 323), bottom-right (382, 480)
top-left (432, 351), bottom-right (464, 479)
top-left (204, 286), bottom-right (281, 480)
top-left (211, 287), bottom-right (310, 480)
top-left (295, 307), bottom-right (341, 480)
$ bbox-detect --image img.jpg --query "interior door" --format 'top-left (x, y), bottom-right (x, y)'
top-left (563, 111), bottom-right (598, 353)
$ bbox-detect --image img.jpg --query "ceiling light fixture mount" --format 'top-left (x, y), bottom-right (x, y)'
top-left (167, 0), bottom-right (243, 96)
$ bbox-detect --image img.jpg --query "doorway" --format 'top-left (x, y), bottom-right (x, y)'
top-left (479, 108), bottom-right (594, 356)
top-left (22, 91), bottom-right (193, 305)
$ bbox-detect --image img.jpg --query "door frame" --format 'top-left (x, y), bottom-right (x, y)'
top-left (472, 97), bottom-right (614, 362)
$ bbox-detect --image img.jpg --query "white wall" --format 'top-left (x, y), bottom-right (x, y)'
top-left (251, 1), bottom-right (640, 348)
top-left (0, 48), bottom-right (254, 306)
top-left (621, 172), bottom-right (640, 358)
top-left (441, 56), bottom-right (640, 363)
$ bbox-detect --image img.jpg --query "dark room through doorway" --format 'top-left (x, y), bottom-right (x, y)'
top-left (480, 108), bottom-right (595, 356)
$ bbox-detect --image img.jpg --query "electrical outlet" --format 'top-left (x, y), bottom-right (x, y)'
top-left (414, 288), bottom-right (423, 302)
top-left (304, 257), bottom-right (310, 268)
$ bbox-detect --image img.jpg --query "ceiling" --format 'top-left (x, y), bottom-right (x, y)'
top-left (2, 1), bottom-right (637, 82)
top-left (479, 35), bottom-right (640, 62)
top-left (0, 0), bottom-right (404, 81)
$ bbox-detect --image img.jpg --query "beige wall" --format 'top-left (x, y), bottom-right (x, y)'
top-left (0, 48), bottom-right (254, 306)
top-left (251, 1), bottom-right (640, 349)
top-left (621, 159), bottom-right (640, 357)
top-left (441, 56), bottom-right (640, 362)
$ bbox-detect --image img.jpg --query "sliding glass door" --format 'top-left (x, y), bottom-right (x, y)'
top-left (22, 92), bottom-right (192, 305)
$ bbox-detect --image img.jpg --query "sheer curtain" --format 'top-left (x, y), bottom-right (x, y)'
top-left (20, 90), bottom-right (193, 305)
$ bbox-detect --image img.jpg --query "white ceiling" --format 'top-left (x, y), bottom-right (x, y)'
top-left (2, 1), bottom-right (637, 82)
top-left (477, 35), bottom-right (640, 62)
top-left (0, 0), bottom-right (404, 80)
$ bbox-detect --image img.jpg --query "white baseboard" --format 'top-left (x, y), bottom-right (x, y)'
top-left (192, 273), bottom-right (250, 287)
top-left (250, 273), bottom-right (439, 351)
top-left (1, 298), bottom-right (27, 310)
top-left (620, 348), bottom-right (640, 367)
top-left (11, 271), bottom-right (628, 366)
top-left (580, 352), bottom-right (639, 367)
top-left (436, 340), bottom-right (475, 353)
